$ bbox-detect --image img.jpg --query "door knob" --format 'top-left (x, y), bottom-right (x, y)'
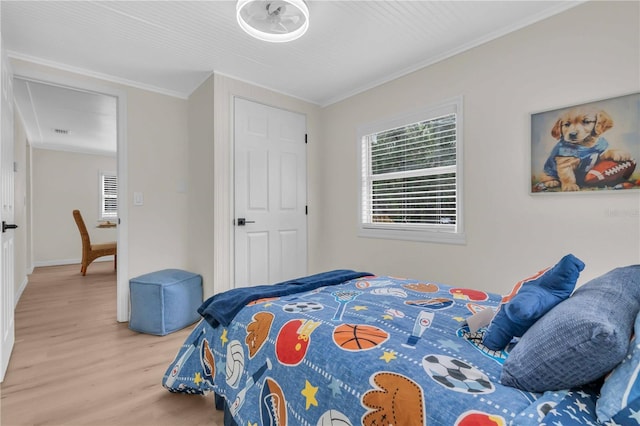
top-left (2, 221), bottom-right (18, 233)
top-left (236, 218), bottom-right (255, 226)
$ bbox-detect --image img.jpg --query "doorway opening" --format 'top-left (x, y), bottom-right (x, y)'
top-left (12, 74), bottom-right (128, 322)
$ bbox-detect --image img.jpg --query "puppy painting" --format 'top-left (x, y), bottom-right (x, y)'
top-left (531, 93), bottom-right (640, 193)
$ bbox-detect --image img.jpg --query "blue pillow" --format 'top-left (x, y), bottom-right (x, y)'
top-left (596, 310), bottom-right (640, 423)
top-left (482, 254), bottom-right (585, 350)
top-left (501, 265), bottom-right (640, 392)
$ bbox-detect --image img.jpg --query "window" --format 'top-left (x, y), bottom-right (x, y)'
top-left (100, 171), bottom-right (118, 220)
top-left (358, 97), bottom-right (464, 244)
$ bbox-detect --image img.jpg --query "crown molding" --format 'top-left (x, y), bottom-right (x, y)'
top-left (8, 51), bottom-right (189, 100)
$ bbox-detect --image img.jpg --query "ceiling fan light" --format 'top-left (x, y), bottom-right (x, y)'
top-left (236, 0), bottom-right (309, 43)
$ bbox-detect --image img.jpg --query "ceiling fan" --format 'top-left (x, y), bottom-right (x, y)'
top-left (236, 0), bottom-right (309, 43)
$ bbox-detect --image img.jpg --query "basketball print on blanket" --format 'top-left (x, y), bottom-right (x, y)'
top-left (333, 324), bottom-right (389, 351)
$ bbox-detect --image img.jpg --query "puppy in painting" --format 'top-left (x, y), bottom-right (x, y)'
top-left (539, 108), bottom-right (631, 191)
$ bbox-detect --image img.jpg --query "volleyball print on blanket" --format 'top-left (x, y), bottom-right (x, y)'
top-left (317, 409), bottom-right (352, 425)
top-left (225, 340), bottom-right (245, 389)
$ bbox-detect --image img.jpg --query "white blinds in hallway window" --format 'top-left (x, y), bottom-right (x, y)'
top-left (100, 172), bottom-right (118, 219)
top-left (359, 97), bottom-right (464, 244)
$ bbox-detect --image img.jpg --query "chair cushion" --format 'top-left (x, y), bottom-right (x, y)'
top-left (91, 242), bottom-right (117, 251)
top-left (500, 265), bottom-right (640, 392)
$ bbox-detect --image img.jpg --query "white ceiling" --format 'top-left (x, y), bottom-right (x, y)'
top-left (2, 0), bottom-right (582, 154)
top-left (13, 79), bottom-right (118, 155)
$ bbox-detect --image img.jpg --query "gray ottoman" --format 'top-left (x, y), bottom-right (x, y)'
top-left (129, 269), bottom-right (202, 335)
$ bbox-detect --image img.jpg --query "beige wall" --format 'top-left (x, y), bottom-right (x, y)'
top-left (126, 88), bottom-right (189, 277)
top-left (31, 148), bottom-right (117, 265)
top-left (11, 58), bottom-right (190, 281)
top-left (315, 1), bottom-right (640, 294)
top-left (186, 75), bottom-right (215, 294)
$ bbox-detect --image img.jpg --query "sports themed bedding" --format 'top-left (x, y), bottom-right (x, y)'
top-left (163, 270), bottom-right (619, 426)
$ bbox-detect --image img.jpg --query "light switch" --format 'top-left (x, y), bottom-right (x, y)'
top-left (133, 192), bottom-right (144, 206)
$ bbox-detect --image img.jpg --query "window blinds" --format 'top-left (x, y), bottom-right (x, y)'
top-left (362, 113), bottom-right (457, 228)
top-left (101, 173), bottom-right (118, 219)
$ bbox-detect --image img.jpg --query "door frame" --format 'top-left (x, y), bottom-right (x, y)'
top-left (1, 42), bottom-right (16, 382)
top-left (232, 96), bottom-right (308, 287)
top-left (212, 75), bottom-right (316, 297)
top-left (11, 66), bottom-right (129, 322)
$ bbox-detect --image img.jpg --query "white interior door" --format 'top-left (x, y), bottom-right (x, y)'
top-left (0, 38), bottom-right (16, 383)
top-left (234, 98), bottom-right (307, 288)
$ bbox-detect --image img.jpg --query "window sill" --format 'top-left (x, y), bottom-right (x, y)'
top-left (358, 226), bottom-right (466, 245)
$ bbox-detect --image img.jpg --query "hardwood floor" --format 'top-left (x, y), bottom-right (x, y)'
top-left (0, 263), bottom-right (224, 426)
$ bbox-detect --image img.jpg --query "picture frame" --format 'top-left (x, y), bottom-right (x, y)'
top-left (531, 92), bottom-right (639, 194)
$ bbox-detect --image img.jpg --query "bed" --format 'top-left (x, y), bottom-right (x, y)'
top-left (163, 263), bottom-right (640, 426)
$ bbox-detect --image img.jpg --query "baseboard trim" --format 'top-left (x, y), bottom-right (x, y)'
top-left (15, 276), bottom-right (28, 307)
top-left (34, 256), bottom-right (115, 268)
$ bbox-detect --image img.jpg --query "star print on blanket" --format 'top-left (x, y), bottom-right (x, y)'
top-left (513, 385), bottom-right (610, 426)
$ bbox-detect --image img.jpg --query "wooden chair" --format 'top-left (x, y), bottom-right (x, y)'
top-left (72, 210), bottom-right (117, 276)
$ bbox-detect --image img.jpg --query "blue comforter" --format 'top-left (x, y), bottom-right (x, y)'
top-left (198, 269), bottom-right (372, 327)
top-left (164, 274), bottom-right (608, 425)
